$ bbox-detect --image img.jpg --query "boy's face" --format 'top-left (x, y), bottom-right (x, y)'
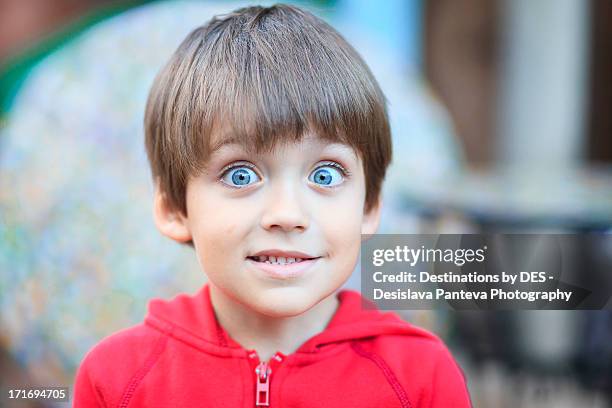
top-left (154, 133), bottom-right (381, 317)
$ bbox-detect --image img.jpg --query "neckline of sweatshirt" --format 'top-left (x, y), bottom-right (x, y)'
top-left (144, 284), bottom-right (439, 364)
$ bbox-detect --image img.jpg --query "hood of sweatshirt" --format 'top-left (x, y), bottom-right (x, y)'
top-left (144, 284), bottom-right (436, 357)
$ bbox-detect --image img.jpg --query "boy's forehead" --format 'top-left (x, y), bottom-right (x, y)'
top-left (208, 131), bottom-right (358, 159)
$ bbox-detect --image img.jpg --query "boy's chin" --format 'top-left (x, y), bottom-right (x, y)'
top-left (249, 288), bottom-right (323, 318)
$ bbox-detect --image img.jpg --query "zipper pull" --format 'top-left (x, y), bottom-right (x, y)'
top-left (255, 361), bottom-right (271, 406)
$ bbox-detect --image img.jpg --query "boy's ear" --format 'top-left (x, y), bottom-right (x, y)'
top-left (361, 197), bottom-right (382, 236)
top-left (153, 188), bottom-right (192, 243)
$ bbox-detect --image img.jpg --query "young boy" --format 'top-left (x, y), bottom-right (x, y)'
top-left (74, 4), bottom-right (471, 407)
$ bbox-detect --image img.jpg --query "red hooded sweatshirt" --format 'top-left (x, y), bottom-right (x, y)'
top-left (74, 285), bottom-right (471, 407)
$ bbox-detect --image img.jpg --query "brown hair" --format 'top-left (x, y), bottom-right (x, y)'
top-left (144, 3), bottom-right (391, 218)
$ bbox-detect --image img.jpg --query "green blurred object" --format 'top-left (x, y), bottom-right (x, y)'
top-left (0, 0), bottom-right (154, 121)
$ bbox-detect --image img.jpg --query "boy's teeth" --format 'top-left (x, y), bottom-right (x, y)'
top-left (254, 255), bottom-right (306, 264)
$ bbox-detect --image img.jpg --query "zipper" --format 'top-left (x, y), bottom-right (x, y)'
top-left (248, 351), bottom-right (285, 407)
top-left (255, 361), bottom-right (271, 406)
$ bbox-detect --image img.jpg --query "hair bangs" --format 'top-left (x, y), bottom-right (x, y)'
top-left (191, 9), bottom-right (379, 161)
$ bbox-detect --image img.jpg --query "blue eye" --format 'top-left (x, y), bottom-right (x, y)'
top-left (221, 166), bottom-right (260, 187)
top-left (309, 165), bottom-right (344, 187)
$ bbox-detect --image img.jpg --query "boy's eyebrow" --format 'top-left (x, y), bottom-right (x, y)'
top-left (324, 143), bottom-right (358, 157)
top-left (209, 135), bottom-right (246, 154)
top-left (209, 134), bottom-right (358, 160)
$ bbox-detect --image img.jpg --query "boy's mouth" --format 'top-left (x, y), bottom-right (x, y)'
top-left (247, 250), bottom-right (321, 266)
top-left (247, 255), bottom-right (316, 265)
top-left (246, 251), bottom-right (322, 279)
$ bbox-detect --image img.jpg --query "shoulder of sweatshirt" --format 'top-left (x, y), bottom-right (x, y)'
top-left (370, 328), bottom-right (464, 375)
top-left (368, 322), bottom-right (450, 360)
top-left (356, 325), bottom-right (471, 407)
top-left (74, 323), bottom-right (166, 407)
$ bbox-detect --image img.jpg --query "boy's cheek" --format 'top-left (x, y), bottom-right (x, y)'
top-left (222, 223), bottom-right (238, 236)
top-left (318, 197), bottom-right (364, 228)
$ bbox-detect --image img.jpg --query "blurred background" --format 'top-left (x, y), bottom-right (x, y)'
top-left (0, 0), bottom-right (611, 407)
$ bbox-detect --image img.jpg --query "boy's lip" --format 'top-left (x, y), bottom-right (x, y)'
top-left (246, 257), bottom-right (321, 280)
top-left (248, 249), bottom-right (320, 260)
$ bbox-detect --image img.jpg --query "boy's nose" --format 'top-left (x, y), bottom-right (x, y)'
top-left (260, 184), bottom-right (309, 233)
